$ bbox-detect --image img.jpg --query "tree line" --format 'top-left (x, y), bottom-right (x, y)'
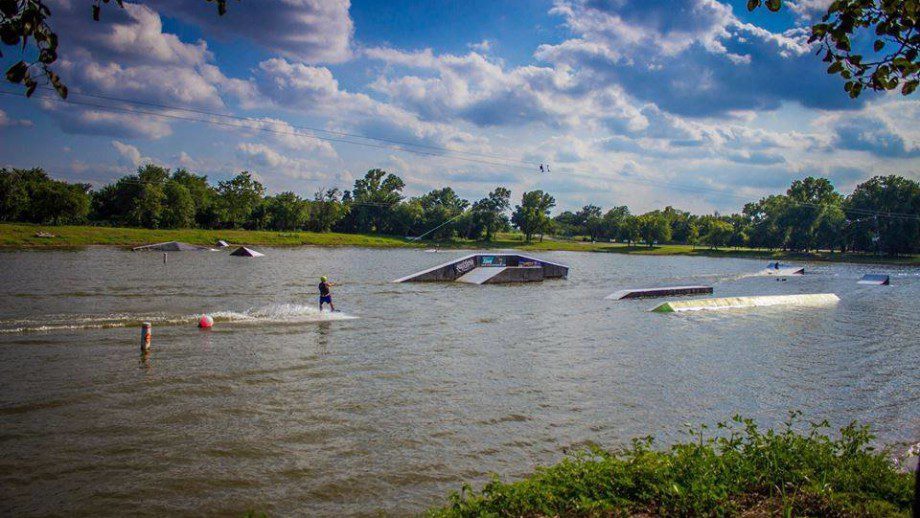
top-left (1, 165), bottom-right (918, 256)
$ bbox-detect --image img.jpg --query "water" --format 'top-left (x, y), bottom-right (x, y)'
top-left (0, 247), bottom-right (917, 516)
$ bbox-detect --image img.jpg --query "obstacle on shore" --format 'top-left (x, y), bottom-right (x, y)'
top-left (394, 253), bottom-right (568, 284)
top-left (858, 274), bottom-right (890, 285)
top-left (652, 293), bottom-right (839, 313)
top-left (132, 241), bottom-right (213, 252)
top-left (606, 286), bottom-right (713, 300)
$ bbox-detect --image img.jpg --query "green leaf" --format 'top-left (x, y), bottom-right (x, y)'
top-left (766, 0), bottom-right (782, 12)
top-left (92, 4), bottom-right (100, 21)
top-left (873, 40), bottom-right (884, 52)
top-left (5, 60), bottom-right (28, 83)
top-left (0, 23), bottom-right (20, 45)
top-left (902, 80), bottom-right (918, 96)
top-left (0, 0), bottom-right (16, 17)
top-left (849, 82), bottom-right (863, 98)
top-left (746, 0), bottom-right (760, 11)
top-left (827, 61), bottom-right (843, 74)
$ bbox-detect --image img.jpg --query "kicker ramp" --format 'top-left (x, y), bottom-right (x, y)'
top-left (394, 253), bottom-right (568, 284)
top-left (606, 286), bottom-right (713, 300)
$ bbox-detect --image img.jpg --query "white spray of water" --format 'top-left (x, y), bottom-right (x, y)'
top-left (0, 303), bottom-right (356, 334)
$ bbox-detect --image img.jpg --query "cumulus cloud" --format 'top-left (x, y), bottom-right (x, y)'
top-left (0, 110), bottom-right (33, 128)
top-left (535, 0), bottom-right (851, 117)
top-left (147, 0), bottom-right (353, 63)
top-left (254, 57), bottom-right (488, 153)
top-left (234, 117), bottom-right (339, 156)
top-left (42, 99), bottom-right (173, 139)
top-left (832, 116), bottom-right (919, 158)
top-left (41, 2), bottom-right (257, 136)
top-left (366, 47), bottom-right (649, 131)
top-left (112, 140), bottom-right (156, 167)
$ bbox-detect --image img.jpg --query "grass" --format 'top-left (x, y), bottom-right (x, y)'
top-left (430, 412), bottom-right (916, 517)
top-left (0, 223), bottom-right (419, 249)
top-left (1, 223), bottom-right (917, 265)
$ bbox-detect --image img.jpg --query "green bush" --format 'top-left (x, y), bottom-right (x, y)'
top-left (431, 412), bottom-right (914, 517)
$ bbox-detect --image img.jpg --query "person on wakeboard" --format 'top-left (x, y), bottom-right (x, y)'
top-left (319, 276), bottom-right (336, 312)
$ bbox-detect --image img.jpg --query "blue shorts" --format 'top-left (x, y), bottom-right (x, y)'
top-left (319, 295), bottom-right (332, 304)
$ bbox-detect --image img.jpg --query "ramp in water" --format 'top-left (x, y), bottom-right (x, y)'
top-left (759, 266), bottom-right (805, 276)
top-left (606, 286), bottom-right (713, 300)
top-left (456, 267), bottom-right (507, 284)
top-left (858, 274), bottom-right (890, 285)
top-left (652, 293), bottom-right (839, 313)
top-left (394, 253), bottom-right (568, 284)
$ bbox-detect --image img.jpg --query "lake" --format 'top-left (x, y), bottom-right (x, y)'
top-left (0, 247), bottom-right (917, 516)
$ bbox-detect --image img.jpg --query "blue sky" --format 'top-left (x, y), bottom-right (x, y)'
top-left (0, 0), bottom-right (917, 214)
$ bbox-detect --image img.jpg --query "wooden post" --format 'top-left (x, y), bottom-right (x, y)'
top-left (163, 252), bottom-right (167, 263)
top-left (141, 322), bottom-right (151, 352)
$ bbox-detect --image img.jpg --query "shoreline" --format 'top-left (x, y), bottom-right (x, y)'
top-left (1, 223), bottom-right (917, 266)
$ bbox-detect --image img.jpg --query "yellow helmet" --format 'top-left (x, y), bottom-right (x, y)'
top-left (321, 276), bottom-right (328, 282)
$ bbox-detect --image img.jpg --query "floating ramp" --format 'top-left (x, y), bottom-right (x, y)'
top-left (858, 274), bottom-right (890, 285)
top-left (229, 246), bottom-right (264, 257)
top-left (394, 253), bottom-right (568, 284)
top-left (606, 285), bottom-right (713, 300)
top-left (759, 264), bottom-right (805, 276)
top-left (652, 293), bottom-right (839, 313)
top-left (457, 266), bottom-right (507, 284)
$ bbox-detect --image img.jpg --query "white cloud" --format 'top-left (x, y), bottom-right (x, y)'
top-left (147, 0), bottom-right (354, 64)
top-left (112, 140), bottom-right (156, 167)
top-left (0, 109), bottom-right (33, 128)
top-left (41, 2), bottom-right (258, 137)
top-left (469, 40), bottom-right (494, 53)
top-left (254, 57), bottom-right (488, 153)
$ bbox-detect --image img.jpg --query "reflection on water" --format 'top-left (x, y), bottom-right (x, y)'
top-left (0, 247), bottom-right (918, 516)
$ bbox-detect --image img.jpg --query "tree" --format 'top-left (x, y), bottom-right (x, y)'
top-left (743, 194), bottom-right (788, 250)
top-left (470, 187), bottom-right (511, 241)
top-left (309, 188), bottom-right (347, 232)
top-left (511, 190), bottom-right (555, 243)
top-left (748, 0), bottom-right (919, 98)
top-left (171, 169), bottom-right (218, 227)
top-left (686, 221), bottom-right (700, 249)
top-left (160, 181), bottom-right (195, 228)
top-left (636, 212), bottom-right (671, 247)
top-left (701, 218), bottom-right (734, 250)
top-left (602, 206), bottom-right (631, 242)
top-left (120, 164), bottom-right (170, 228)
top-left (349, 169), bottom-right (404, 233)
top-left (28, 180), bottom-right (89, 224)
top-left (264, 192), bottom-right (308, 231)
top-left (2, 0), bottom-right (230, 98)
top-left (0, 168), bottom-right (42, 221)
top-left (416, 187), bottom-right (469, 240)
top-left (620, 215), bottom-right (640, 246)
top-left (552, 211), bottom-right (580, 237)
top-left (216, 171), bottom-right (264, 229)
top-left (576, 204), bottom-right (604, 241)
top-left (846, 175), bottom-right (920, 256)
top-left (780, 177), bottom-right (843, 251)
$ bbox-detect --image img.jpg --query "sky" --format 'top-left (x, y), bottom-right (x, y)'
top-left (0, 0), bottom-right (917, 214)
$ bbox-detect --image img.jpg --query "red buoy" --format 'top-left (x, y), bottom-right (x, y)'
top-left (198, 315), bottom-right (214, 329)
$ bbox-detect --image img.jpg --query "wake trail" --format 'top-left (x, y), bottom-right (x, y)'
top-left (0, 303), bottom-right (356, 334)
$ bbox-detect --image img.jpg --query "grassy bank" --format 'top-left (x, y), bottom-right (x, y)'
top-left (0, 223), bottom-right (917, 265)
top-left (0, 223), bottom-right (418, 249)
top-left (430, 414), bottom-right (916, 517)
